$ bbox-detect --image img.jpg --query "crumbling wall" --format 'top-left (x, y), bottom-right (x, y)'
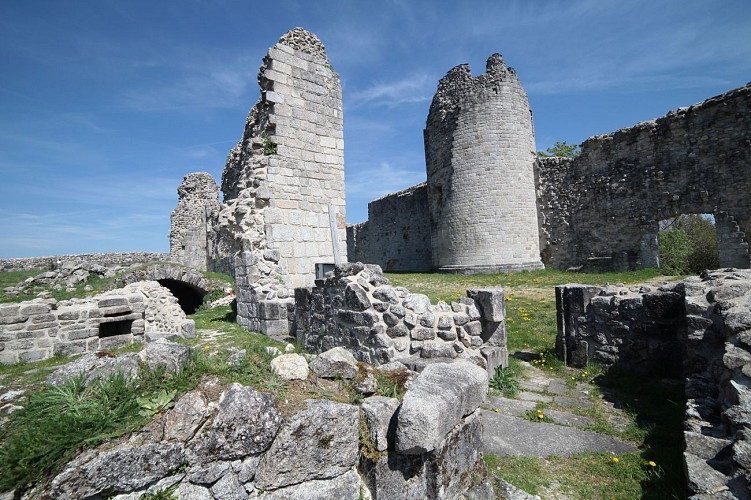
top-left (555, 269), bottom-right (751, 497)
top-left (210, 28), bottom-right (346, 337)
top-left (0, 281), bottom-right (194, 364)
top-left (169, 172), bottom-right (221, 271)
top-left (537, 83), bottom-right (751, 271)
top-left (211, 28), bottom-right (346, 286)
top-left (295, 262), bottom-right (507, 374)
top-left (0, 252), bottom-right (168, 272)
top-left (346, 183), bottom-right (432, 272)
top-left (39, 354), bottom-right (493, 499)
top-left (424, 54), bottom-right (543, 273)
top-left (555, 282), bottom-right (686, 376)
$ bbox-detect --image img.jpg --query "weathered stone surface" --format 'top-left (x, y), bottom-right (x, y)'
top-left (188, 462), bottom-right (230, 485)
top-left (310, 346), bottom-right (358, 379)
top-left (189, 384), bottom-right (281, 463)
top-left (270, 353), bottom-right (309, 380)
top-left (403, 294), bottom-right (432, 314)
top-left (360, 451), bottom-right (428, 499)
top-left (685, 452), bottom-right (731, 496)
top-left (467, 289), bottom-right (505, 322)
top-left (429, 412), bottom-right (491, 499)
top-left (362, 395), bottom-right (400, 452)
top-left (50, 442), bottom-right (185, 498)
top-left (210, 471), bottom-right (246, 499)
top-left (254, 399), bottom-right (359, 490)
top-left (140, 339), bottom-right (192, 373)
top-left (396, 361), bottom-right (488, 454)
top-left (256, 468), bottom-right (362, 499)
top-left (176, 482), bottom-right (213, 500)
top-left (164, 390), bottom-right (210, 442)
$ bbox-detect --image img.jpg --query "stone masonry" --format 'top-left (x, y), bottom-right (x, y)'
top-left (0, 281), bottom-right (194, 364)
top-left (211, 27), bottom-right (346, 285)
top-left (555, 269), bottom-right (751, 497)
top-left (346, 183), bottom-right (432, 272)
top-left (0, 252), bottom-right (167, 272)
top-left (169, 172), bottom-right (221, 272)
top-left (536, 83), bottom-right (751, 272)
top-left (425, 54), bottom-right (543, 273)
top-left (295, 262), bottom-right (508, 375)
top-left (200, 28), bottom-right (346, 336)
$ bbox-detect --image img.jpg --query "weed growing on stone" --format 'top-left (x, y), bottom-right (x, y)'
top-left (488, 358), bottom-right (522, 397)
top-left (522, 403), bottom-right (553, 423)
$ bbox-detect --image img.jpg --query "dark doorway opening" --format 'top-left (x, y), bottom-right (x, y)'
top-left (157, 279), bottom-right (206, 315)
top-left (99, 319), bottom-right (134, 338)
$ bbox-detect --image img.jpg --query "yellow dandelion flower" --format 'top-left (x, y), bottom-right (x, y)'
top-left (648, 460), bottom-right (656, 467)
top-left (203, 345), bottom-right (210, 349)
top-left (612, 457), bottom-right (620, 463)
top-left (537, 413), bottom-right (544, 419)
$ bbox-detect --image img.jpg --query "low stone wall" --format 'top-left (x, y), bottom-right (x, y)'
top-left (0, 252), bottom-right (168, 272)
top-left (555, 282), bottom-right (686, 376)
top-left (295, 262), bottom-right (507, 374)
top-left (0, 281), bottom-right (194, 364)
top-left (34, 355), bottom-right (493, 499)
top-left (555, 269), bottom-right (751, 497)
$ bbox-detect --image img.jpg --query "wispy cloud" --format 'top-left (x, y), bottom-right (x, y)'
top-left (346, 161), bottom-right (425, 207)
top-left (347, 73), bottom-right (433, 109)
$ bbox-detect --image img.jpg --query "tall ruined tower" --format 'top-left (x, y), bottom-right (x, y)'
top-left (424, 54), bottom-right (543, 272)
top-left (212, 28), bottom-right (346, 289)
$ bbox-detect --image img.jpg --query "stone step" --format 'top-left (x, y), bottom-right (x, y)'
top-left (479, 409), bottom-right (637, 457)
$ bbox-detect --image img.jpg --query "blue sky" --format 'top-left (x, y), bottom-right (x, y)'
top-left (1, 0), bottom-right (749, 258)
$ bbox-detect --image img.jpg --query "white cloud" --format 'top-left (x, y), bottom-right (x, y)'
top-left (347, 73), bottom-right (434, 109)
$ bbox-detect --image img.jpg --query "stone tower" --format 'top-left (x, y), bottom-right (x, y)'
top-left (169, 172), bottom-right (220, 271)
top-left (424, 54), bottom-right (543, 272)
top-left (211, 28), bottom-right (347, 290)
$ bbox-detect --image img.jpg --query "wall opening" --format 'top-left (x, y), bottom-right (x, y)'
top-left (99, 319), bottom-right (134, 338)
top-left (658, 214), bottom-right (719, 274)
top-left (157, 279), bottom-right (206, 314)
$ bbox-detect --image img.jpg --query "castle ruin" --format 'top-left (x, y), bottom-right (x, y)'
top-left (168, 27), bottom-right (750, 339)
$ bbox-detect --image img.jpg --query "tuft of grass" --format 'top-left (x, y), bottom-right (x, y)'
top-left (0, 371), bottom-right (150, 491)
top-left (522, 403), bottom-right (554, 423)
top-left (374, 368), bottom-right (410, 400)
top-left (488, 358), bottom-right (522, 397)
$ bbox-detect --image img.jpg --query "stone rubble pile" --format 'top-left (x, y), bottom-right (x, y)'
top-left (3, 261), bottom-right (119, 298)
top-left (17, 346), bottom-right (494, 499)
top-left (296, 262), bottom-right (508, 374)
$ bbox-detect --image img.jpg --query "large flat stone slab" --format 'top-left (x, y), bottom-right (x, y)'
top-left (480, 410), bottom-right (636, 457)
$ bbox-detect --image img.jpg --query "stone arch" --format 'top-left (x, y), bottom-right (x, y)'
top-left (113, 264), bottom-right (210, 314)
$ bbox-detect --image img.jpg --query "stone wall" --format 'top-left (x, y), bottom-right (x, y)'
top-left (424, 54), bottom-right (543, 273)
top-left (537, 83), bottom-right (751, 271)
top-left (346, 183), bottom-right (432, 272)
top-left (0, 252), bottom-right (168, 272)
top-left (555, 269), bottom-right (751, 497)
top-left (211, 27), bottom-right (346, 287)
top-left (295, 263), bottom-right (508, 374)
top-left (0, 281), bottom-right (194, 364)
top-left (169, 172), bottom-right (221, 272)
top-left (555, 282), bottom-right (686, 376)
top-left (209, 28), bottom-right (347, 336)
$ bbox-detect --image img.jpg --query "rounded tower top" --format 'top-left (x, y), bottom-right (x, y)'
top-left (278, 27), bottom-right (329, 62)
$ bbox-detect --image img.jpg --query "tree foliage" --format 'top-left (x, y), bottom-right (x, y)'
top-left (537, 140), bottom-right (581, 158)
top-left (659, 215), bottom-right (719, 274)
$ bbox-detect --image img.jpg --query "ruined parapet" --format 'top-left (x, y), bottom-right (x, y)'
top-left (295, 262), bottom-right (508, 375)
top-left (212, 28), bottom-right (346, 284)
top-left (169, 172), bottom-right (221, 271)
top-left (0, 281), bottom-right (195, 364)
top-left (424, 54), bottom-right (543, 273)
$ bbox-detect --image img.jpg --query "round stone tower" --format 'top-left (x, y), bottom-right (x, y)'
top-left (424, 53), bottom-right (543, 272)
